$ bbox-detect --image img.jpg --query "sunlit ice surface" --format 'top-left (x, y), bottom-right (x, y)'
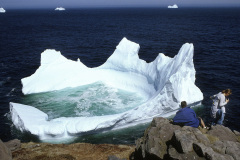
top-left (9, 37), bottom-right (203, 142)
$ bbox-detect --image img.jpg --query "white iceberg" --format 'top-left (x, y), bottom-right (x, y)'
top-left (168, 4), bottom-right (178, 8)
top-left (55, 7), bottom-right (65, 11)
top-left (0, 7), bottom-right (6, 13)
top-left (10, 37), bottom-right (203, 141)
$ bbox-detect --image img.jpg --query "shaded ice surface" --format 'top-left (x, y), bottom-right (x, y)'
top-left (10, 37), bottom-right (203, 141)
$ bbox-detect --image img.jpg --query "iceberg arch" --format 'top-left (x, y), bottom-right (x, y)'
top-left (10, 37), bottom-right (203, 141)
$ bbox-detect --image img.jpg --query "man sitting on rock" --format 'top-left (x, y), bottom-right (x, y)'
top-left (173, 101), bottom-right (207, 128)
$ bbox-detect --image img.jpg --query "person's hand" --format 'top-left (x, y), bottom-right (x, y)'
top-left (226, 98), bottom-right (229, 103)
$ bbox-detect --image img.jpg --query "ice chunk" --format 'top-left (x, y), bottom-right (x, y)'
top-left (168, 4), bottom-right (178, 8)
top-left (10, 37), bottom-right (203, 141)
top-left (0, 7), bottom-right (6, 13)
top-left (55, 7), bottom-right (65, 11)
top-left (10, 102), bottom-right (48, 136)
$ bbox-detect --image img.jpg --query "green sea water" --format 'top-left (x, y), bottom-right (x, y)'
top-left (20, 82), bottom-right (145, 120)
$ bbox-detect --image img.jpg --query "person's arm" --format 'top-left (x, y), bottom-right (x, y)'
top-left (210, 94), bottom-right (217, 99)
top-left (219, 94), bottom-right (227, 107)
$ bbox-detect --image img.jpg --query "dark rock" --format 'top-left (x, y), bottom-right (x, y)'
top-left (135, 117), bottom-right (181, 159)
top-left (193, 142), bottom-right (212, 157)
top-left (4, 139), bottom-right (21, 151)
top-left (145, 127), bottom-right (165, 158)
top-left (0, 139), bottom-right (12, 160)
top-left (135, 137), bottom-right (146, 158)
top-left (207, 125), bottom-right (239, 142)
top-left (135, 117), bottom-right (240, 160)
top-left (153, 117), bottom-right (181, 142)
top-left (234, 130), bottom-right (240, 136)
top-left (210, 140), bottom-right (226, 154)
top-left (225, 141), bottom-right (240, 160)
top-left (205, 149), bottom-right (234, 160)
top-left (173, 127), bottom-right (198, 153)
top-left (169, 145), bottom-right (204, 160)
top-left (192, 142), bottom-right (234, 160)
top-left (192, 129), bottom-right (210, 146)
top-left (233, 130), bottom-right (240, 142)
top-left (108, 155), bottom-right (127, 160)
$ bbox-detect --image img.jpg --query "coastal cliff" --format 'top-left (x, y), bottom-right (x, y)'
top-left (1, 117), bottom-right (240, 160)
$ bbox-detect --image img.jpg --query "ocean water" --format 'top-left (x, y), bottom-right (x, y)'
top-left (21, 82), bottom-right (145, 119)
top-left (0, 8), bottom-right (240, 144)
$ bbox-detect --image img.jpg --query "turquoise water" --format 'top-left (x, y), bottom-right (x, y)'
top-left (20, 82), bottom-right (145, 120)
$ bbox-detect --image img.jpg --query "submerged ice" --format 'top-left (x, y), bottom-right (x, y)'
top-left (10, 37), bottom-right (203, 141)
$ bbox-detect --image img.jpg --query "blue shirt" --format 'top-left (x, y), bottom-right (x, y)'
top-left (173, 106), bottom-right (199, 128)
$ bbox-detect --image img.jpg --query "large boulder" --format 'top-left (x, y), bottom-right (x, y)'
top-left (134, 117), bottom-right (240, 160)
top-left (135, 117), bottom-right (181, 159)
top-left (4, 139), bottom-right (21, 151)
top-left (0, 139), bottom-right (12, 160)
top-left (207, 125), bottom-right (239, 142)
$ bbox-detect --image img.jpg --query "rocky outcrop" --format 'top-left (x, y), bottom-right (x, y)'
top-left (0, 139), bottom-right (12, 160)
top-left (4, 139), bottom-right (21, 152)
top-left (135, 117), bottom-right (240, 160)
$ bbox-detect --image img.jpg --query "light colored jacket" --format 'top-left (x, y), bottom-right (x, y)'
top-left (211, 92), bottom-right (227, 118)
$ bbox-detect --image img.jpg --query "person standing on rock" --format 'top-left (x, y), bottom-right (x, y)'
top-left (173, 101), bottom-right (207, 128)
top-left (210, 89), bottom-right (232, 125)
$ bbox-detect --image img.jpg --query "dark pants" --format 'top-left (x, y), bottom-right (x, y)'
top-left (212, 110), bottom-right (222, 125)
top-left (217, 110), bottom-right (225, 125)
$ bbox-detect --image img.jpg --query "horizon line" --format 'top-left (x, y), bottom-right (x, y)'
top-left (2, 5), bottom-right (240, 10)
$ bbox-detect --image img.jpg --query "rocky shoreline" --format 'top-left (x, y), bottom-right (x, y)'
top-left (1, 117), bottom-right (240, 160)
top-left (135, 117), bottom-right (240, 160)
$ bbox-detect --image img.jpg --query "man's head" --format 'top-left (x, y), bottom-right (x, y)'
top-left (181, 101), bottom-right (187, 108)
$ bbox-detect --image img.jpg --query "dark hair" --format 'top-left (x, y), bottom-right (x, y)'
top-left (181, 101), bottom-right (187, 108)
top-left (222, 89), bottom-right (232, 95)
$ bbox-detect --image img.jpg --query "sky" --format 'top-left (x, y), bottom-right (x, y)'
top-left (1, 0), bottom-right (240, 9)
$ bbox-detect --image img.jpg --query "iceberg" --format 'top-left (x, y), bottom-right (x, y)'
top-left (10, 37), bottom-right (203, 141)
top-left (55, 7), bottom-right (65, 11)
top-left (168, 4), bottom-right (178, 8)
top-left (0, 7), bottom-right (6, 13)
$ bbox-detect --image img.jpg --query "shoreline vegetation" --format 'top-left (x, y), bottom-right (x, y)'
top-left (1, 117), bottom-right (240, 160)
